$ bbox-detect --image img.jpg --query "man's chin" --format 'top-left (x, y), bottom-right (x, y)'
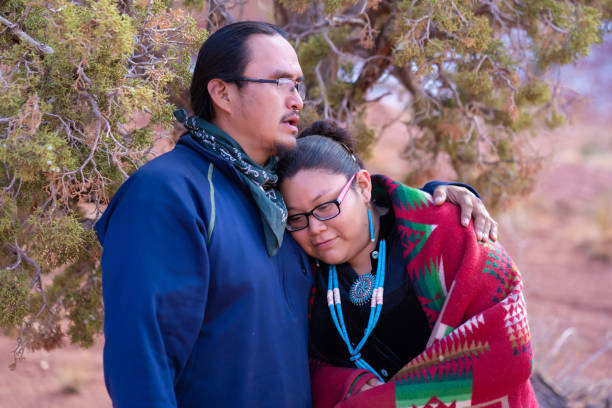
top-left (275, 138), bottom-right (298, 156)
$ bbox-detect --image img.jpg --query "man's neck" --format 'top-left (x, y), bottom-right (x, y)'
top-left (211, 117), bottom-right (268, 166)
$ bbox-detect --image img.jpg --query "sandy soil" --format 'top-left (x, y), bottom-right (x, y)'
top-left (500, 121), bottom-right (612, 403)
top-left (0, 337), bottom-right (109, 407)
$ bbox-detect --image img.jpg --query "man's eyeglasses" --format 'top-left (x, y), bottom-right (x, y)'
top-left (286, 173), bottom-right (356, 232)
top-left (230, 77), bottom-right (306, 100)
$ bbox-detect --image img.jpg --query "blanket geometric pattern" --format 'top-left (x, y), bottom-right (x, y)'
top-left (358, 176), bottom-right (537, 407)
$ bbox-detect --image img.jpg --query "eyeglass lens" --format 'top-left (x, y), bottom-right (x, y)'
top-left (286, 201), bottom-right (340, 231)
top-left (286, 173), bottom-right (356, 231)
top-left (278, 78), bottom-right (306, 99)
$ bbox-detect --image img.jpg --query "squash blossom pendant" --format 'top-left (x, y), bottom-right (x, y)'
top-left (349, 273), bottom-right (375, 306)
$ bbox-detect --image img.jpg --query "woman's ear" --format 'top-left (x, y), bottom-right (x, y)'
top-left (207, 78), bottom-right (233, 115)
top-left (356, 169), bottom-right (372, 202)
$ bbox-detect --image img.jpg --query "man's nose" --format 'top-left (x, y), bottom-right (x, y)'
top-left (288, 90), bottom-right (304, 111)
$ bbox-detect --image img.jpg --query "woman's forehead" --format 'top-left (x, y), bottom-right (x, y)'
top-left (282, 170), bottom-right (348, 206)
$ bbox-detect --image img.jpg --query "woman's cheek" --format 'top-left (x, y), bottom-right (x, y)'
top-left (291, 231), bottom-right (315, 258)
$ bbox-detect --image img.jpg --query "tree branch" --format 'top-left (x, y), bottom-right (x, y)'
top-left (0, 16), bottom-right (54, 55)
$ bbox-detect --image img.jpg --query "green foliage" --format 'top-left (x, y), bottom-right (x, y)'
top-left (50, 263), bottom-right (103, 347)
top-left (545, 110), bottom-right (567, 129)
top-left (1, 0), bottom-right (207, 359)
top-left (454, 71), bottom-right (494, 102)
top-left (26, 211), bottom-right (94, 269)
top-left (516, 79), bottom-right (551, 107)
top-left (279, 0), bottom-right (607, 211)
top-left (351, 119), bottom-right (376, 160)
top-left (0, 0), bottom-right (607, 361)
top-left (0, 269), bottom-right (30, 330)
top-left (0, 196), bottom-right (18, 242)
top-left (297, 33), bottom-right (331, 85)
top-left (530, 3), bottom-right (603, 69)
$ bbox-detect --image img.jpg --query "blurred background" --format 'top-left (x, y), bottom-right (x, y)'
top-left (1, 1), bottom-right (610, 407)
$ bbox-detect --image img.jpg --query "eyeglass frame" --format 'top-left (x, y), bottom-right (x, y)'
top-left (228, 77), bottom-right (306, 100)
top-left (285, 173), bottom-right (357, 232)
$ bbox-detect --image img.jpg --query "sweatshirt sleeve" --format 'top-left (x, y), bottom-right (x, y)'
top-left (97, 170), bottom-right (210, 408)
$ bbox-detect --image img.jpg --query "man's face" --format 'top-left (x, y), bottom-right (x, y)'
top-left (229, 34), bottom-right (304, 164)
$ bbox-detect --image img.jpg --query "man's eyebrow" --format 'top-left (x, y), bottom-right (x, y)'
top-left (271, 70), bottom-right (304, 81)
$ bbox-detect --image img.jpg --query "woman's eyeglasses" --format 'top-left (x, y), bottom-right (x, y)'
top-left (286, 173), bottom-right (356, 232)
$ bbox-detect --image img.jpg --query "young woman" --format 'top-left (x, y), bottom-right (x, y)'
top-left (277, 121), bottom-right (537, 408)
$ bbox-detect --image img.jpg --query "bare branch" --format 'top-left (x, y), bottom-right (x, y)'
top-left (450, 0), bottom-right (468, 24)
top-left (314, 61), bottom-right (330, 119)
top-left (0, 16), bottom-right (54, 54)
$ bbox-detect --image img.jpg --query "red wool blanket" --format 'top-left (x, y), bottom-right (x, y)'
top-left (310, 175), bottom-right (538, 408)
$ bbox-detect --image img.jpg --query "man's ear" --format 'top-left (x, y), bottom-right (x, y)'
top-left (356, 169), bottom-right (372, 202)
top-left (207, 78), bottom-right (233, 115)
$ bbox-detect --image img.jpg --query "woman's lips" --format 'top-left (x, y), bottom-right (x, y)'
top-left (314, 237), bottom-right (337, 250)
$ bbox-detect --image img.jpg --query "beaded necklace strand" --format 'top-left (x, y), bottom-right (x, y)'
top-left (327, 239), bottom-right (386, 382)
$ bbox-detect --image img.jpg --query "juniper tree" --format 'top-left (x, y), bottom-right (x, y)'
top-left (0, 0), bottom-right (207, 367)
top-left (0, 0), bottom-right (609, 367)
top-left (275, 0), bottom-right (609, 208)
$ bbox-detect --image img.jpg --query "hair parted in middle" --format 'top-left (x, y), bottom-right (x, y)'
top-left (277, 120), bottom-right (365, 184)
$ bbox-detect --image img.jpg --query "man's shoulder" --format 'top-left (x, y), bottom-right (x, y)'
top-left (137, 140), bottom-right (209, 178)
top-left (135, 135), bottom-right (238, 186)
top-left (96, 142), bottom-right (214, 242)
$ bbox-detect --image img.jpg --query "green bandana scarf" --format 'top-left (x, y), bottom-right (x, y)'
top-left (174, 109), bottom-right (287, 256)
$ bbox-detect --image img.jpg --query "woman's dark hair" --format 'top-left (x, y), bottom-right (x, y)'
top-left (190, 21), bottom-right (287, 121)
top-left (277, 120), bottom-right (365, 184)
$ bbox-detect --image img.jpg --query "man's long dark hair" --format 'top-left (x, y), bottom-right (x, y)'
top-left (190, 21), bottom-right (287, 121)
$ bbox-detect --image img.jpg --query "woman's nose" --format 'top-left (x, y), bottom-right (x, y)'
top-left (308, 216), bottom-right (326, 234)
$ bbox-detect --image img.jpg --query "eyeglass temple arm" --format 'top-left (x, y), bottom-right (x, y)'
top-left (337, 173), bottom-right (356, 204)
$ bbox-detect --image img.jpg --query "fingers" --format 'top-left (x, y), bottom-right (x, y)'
top-left (359, 383), bottom-right (374, 393)
top-left (441, 185), bottom-right (472, 226)
top-left (471, 201), bottom-right (499, 242)
top-left (459, 194), bottom-right (473, 227)
top-left (433, 186), bottom-right (447, 206)
top-left (368, 379), bottom-right (383, 387)
top-left (474, 212), bottom-right (486, 241)
top-left (359, 378), bottom-right (382, 394)
top-left (433, 185), bottom-right (499, 241)
top-left (472, 200), bottom-right (488, 241)
top-left (490, 221), bottom-right (498, 241)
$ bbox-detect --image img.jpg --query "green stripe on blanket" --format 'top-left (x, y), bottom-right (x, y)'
top-left (395, 376), bottom-right (472, 407)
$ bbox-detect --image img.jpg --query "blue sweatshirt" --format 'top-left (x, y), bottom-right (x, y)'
top-left (96, 134), bottom-right (313, 407)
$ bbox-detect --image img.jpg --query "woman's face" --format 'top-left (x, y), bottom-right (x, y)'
top-left (280, 169), bottom-right (373, 265)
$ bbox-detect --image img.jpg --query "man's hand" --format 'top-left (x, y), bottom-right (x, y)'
top-left (433, 185), bottom-right (498, 242)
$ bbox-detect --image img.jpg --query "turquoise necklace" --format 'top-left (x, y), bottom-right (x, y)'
top-left (327, 239), bottom-right (386, 382)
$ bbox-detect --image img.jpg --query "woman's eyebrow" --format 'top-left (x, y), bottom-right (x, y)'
top-left (286, 189), bottom-right (334, 211)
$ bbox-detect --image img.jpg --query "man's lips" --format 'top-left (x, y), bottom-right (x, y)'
top-left (282, 113), bottom-right (300, 131)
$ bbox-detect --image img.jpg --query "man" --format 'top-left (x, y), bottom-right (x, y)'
top-left (96, 21), bottom-right (495, 407)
